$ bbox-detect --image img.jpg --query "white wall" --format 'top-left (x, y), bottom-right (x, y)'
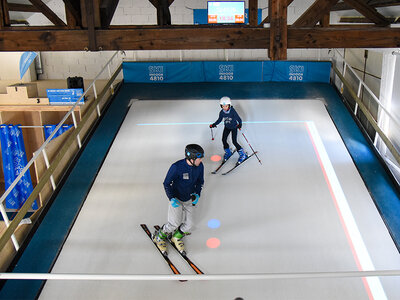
top-left (0, 52), bottom-right (37, 82)
top-left (1, 0), bottom-right (336, 80)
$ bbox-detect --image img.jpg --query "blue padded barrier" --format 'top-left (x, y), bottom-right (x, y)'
top-left (122, 61), bottom-right (331, 83)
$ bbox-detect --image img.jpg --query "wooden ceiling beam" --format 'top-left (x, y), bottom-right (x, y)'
top-left (7, 3), bottom-right (39, 12)
top-left (292, 0), bottom-right (339, 28)
top-left (1, 0), bottom-right (11, 27)
top-left (157, 0), bottom-right (171, 26)
top-left (149, 0), bottom-right (174, 8)
top-left (260, 0), bottom-right (294, 26)
top-left (340, 16), bottom-right (400, 23)
top-left (0, 0), bottom-right (5, 29)
top-left (288, 27), bottom-right (400, 48)
top-left (81, 0), bottom-right (100, 28)
top-left (28, 0), bottom-right (66, 26)
top-left (100, 0), bottom-right (119, 28)
top-left (269, 0), bottom-right (287, 60)
top-left (320, 13), bottom-right (330, 27)
top-left (249, 0), bottom-right (258, 26)
top-left (332, 0), bottom-right (400, 11)
top-left (84, 0), bottom-right (97, 50)
top-left (63, 0), bottom-right (82, 27)
top-left (1, 27), bottom-right (400, 51)
top-left (342, 0), bottom-right (390, 26)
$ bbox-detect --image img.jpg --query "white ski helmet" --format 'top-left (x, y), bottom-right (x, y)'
top-left (219, 96), bottom-right (231, 106)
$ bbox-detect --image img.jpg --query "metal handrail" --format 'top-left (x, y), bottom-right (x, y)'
top-left (0, 51), bottom-right (125, 252)
top-left (1, 269), bottom-right (400, 281)
top-left (333, 49), bottom-right (400, 131)
top-left (331, 61), bottom-right (400, 169)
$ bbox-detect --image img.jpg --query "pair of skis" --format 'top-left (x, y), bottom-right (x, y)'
top-left (140, 224), bottom-right (203, 279)
top-left (212, 150), bottom-right (258, 175)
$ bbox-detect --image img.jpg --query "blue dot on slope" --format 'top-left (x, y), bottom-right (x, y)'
top-left (208, 219), bottom-right (221, 229)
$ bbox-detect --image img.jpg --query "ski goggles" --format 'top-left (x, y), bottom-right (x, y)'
top-left (195, 153), bottom-right (204, 158)
top-left (188, 152), bottom-right (204, 158)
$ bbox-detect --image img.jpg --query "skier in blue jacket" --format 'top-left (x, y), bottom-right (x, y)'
top-left (210, 96), bottom-right (248, 163)
top-left (153, 144), bottom-right (204, 255)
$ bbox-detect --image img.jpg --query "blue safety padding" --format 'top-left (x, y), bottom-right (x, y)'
top-left (123, 61), bottom-right (331, 83)
top-left (268, 61), bottom-right (332, 83)
top-left (122, 61), bottom-right (204, 83)
top-left (204, 61), bottom-right (263, 82)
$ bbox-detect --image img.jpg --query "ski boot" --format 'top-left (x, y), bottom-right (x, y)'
top-left (237, 148), bottom-right (248, 164)
top-left (223, 148), bottom-right (232, 161)
top-left (152, 228), bottom-right (168, 256)
top-left (171, 227), bottom-right (189, 255)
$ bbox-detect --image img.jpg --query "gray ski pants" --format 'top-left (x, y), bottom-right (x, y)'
top-left (163, 199), bottom-right (195, 234)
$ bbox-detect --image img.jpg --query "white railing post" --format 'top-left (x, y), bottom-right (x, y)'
top-left (71, 112), bottom-right (82, 149)
top-left (354, 81), bottom-right (363, 115)
top-left (340, 62), bottom-right (347, 94)
top-left (42, 149), bottom-right (56, 191)
top-left (0, 203), bottom-right (19, 251)
top-left (0, 50), bottom-right (122, 252)
top-left (108, 65), bottom-right (114, 95)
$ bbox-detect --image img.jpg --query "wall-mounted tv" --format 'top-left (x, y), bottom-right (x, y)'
top-left (207, 1), bottom-right (245, 24)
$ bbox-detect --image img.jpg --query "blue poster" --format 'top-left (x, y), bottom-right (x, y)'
top-left (123, 61), bottom-right (331, 83)
top-left (269, 61), bottom-right (331, 82)
top-left (19, 52), bottom-right (37, 79)
top-left (122, 62), bottom-right (204, 83)
top-left (204, 61), bottom-right (263, 82)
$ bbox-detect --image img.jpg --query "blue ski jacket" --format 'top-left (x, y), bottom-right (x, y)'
top-left (163, 159), bottom-right (204, 202)
top-left (212, 106), bottom-right (242, 130)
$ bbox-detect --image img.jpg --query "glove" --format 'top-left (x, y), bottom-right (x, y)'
top-left (209, 124), bottom-right (216, 128)
top-left (237, 124), bottom-right (242, 129)
top-left (170, 198), bottom-right (180, 208)
top-left (191, 193), bottom-right (200, 205)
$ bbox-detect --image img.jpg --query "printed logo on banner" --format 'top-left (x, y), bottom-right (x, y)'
top-left (289, 64), bottom-right (304, 81)
top-left (219, 64), bottom-right (234, 81)
top-left (148, 66), bottom-right (164, 81)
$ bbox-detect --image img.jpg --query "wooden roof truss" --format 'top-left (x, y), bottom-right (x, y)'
top-left (0, 0), bottom-right (400, 59)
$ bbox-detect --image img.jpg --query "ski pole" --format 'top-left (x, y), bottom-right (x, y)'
top-left (210, 127), bottom-right (214, 141)
top-left (239, 128), bottom-right (262, 165)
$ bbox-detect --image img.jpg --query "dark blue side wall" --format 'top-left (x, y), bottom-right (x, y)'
top-left (1, 82), bottom-right (399, 300)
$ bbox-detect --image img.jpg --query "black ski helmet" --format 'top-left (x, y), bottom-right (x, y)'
top-left (185, 144), bottom-right (204, 160)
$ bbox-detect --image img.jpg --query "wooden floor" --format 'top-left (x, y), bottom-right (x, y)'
top-left (37, 99), bottom-right (400, 300)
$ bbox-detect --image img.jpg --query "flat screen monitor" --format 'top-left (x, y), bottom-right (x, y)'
top-left (207, 1), bottom-right (245, 24)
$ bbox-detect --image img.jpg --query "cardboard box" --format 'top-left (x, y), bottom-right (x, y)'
top-left (6, 83), bottom-right (38, 99)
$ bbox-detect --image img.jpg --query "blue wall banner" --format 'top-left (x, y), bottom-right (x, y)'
top-left (204, 61), bottom-right (263, 82)
top-left (267, 61), bottom-right (331, 83)
top-left (122, 62), bottom-right (204, 83)
top-left (123, 61), bottom-right (331, 83)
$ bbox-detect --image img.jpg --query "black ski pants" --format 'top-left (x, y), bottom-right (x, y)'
top-left (222, 127), bottom-right (242, 151)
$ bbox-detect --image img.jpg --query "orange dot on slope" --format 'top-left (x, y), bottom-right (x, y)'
top-left (211, 155), bottom-right (221, 162)
top-left (206, 238), bottom-right (221, 249)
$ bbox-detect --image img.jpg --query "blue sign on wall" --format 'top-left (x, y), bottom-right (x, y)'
top-left (204, 61), bottom-right (263, 82)
top-left (122, 62), bottom-right (205, 83)
top-left (123, 61), bottom-right (331, 83)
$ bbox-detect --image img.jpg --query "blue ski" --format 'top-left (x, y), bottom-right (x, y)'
top-left (221, 151), bottom-right (258, 175)
top-left (211, 150), bottom-right (237, 174)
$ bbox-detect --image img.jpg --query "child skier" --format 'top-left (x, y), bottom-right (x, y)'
top-left (153, 144), bottom-right (204, 255)
top-left (210, 96), bottom-right (248, 164)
